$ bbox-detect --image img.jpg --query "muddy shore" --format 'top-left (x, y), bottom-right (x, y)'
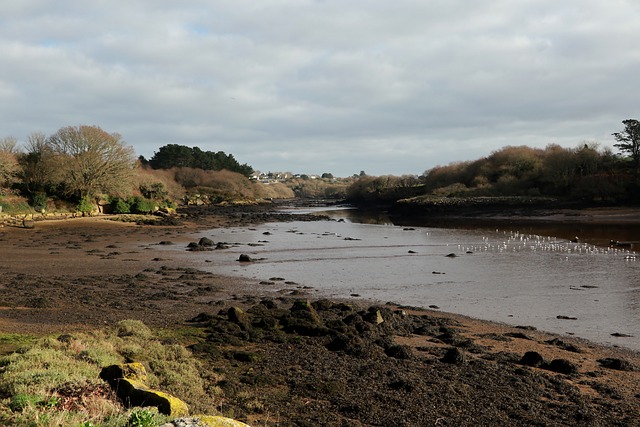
top-left (1, 203), bottom-right (640, 426)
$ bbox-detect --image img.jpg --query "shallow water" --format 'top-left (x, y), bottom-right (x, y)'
top-left (180, 207), bottom-right (640, 351)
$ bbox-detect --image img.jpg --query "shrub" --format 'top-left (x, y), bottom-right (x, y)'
top-left (127, 408), bottom-right (158, 427)
top-left (131, 197), bottom-right (156, 214)
top-left (76, 197), bottom-right (94, 215)
top-left (111, 197), bottom-right (131, 214)
top-left (30, 192), bottom-right (47, 212)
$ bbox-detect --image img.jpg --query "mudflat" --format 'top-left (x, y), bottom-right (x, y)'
top-left (1, 204), bottom-right (640, 426)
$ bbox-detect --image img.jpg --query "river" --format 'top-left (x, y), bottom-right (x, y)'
top-left (181, 206), bottom-right (640, 351)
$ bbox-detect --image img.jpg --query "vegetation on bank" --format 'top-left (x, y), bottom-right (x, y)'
top-left (0, 320), bottom-right (217, 427)
top-left (0, 125), bottom-right (295, 217)
top-left (347, 120), bottom-right (640, 207)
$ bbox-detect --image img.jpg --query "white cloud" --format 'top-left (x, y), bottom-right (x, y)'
top-left (0, 1), bottom-right (638, 176)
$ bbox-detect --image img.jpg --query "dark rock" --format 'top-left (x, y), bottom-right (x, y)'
top-left (521, 351), bottom-right (545, 367)
top-left (189, 312), bottom-right (215, 323)
top-left (228, 307), bottom-right (249, 326)
top-left (556, 315), bottom-right (577, 320)
top-left (545, 338), bottom-right (581, 353)
top-left (312, 299), bottom-right (334, 311)
top-left (326, 333), bottom-right (368, 356)
top-left (445, 253), bottom-right (457, 258)
top-left (546, 358), bottom-right (578, 375)
top-left (611, 332), bottom-right (633, 337)
top-left (441, 347), bottom-right (466, 364)
top-left (385, 345), bottom-right (413, 360)
top-left (504, 332), bottom-right (533, 340)
top-left (515, 325), bottom-right (537, 331)
top-left (238, 254), bottom-right (254, 262)
top-left (198, 237), bottom-right (215, 247)
top-left (598, 358), bottom-right (635, 371)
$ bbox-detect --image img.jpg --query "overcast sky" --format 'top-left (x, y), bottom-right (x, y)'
top-left (1, 1), bottom-right (638, 177)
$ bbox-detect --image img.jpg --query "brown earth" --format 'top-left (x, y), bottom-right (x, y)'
top-left (1, 204), bottom-right (640, 426)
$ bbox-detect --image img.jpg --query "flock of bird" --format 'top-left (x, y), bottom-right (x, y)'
top-left (456, 230), bottom-right (638, 260)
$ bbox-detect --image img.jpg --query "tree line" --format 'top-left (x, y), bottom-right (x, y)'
top-left (0, 125), bottom-right (262, 214)
top-left (347, 119), bottom-right (640, 204)
top-left (140, 144), bottom-right (253, 177)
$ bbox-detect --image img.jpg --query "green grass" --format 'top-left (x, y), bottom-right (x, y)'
top-left (0, 333), bottom-right (38, 356)
top-left (0, 320), bottom-right (223, 427)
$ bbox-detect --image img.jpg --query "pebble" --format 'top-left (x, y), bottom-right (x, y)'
top-left (159, 418), bottom-right (208, 427)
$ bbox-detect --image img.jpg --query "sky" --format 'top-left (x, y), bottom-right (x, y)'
top-left (1, 1), bottom-right (639, 177)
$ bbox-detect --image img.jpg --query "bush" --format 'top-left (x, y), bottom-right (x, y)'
top-left (127, 408), bottom-right (158, 427)
top-left (76, 197), bottom-right (94, 215)
top-left (111, 197), bottom-right (131, 214)
top-left (131, 197), bottom-right (156, 214)
top-left (30, 192), bottom-right (47, 212)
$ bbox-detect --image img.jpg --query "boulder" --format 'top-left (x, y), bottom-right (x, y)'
top-left (598, 358), bottom-right (635, 371)
top-left (545, 358), bottom-right (578, 375)
top-left (441, 347), bottom-right (466, 364)
top-left (195, 415), bottom-right (252, 426)
top-left (100, 363), bottom-right (189, 417)
top-left (227, 307), bottom-right (249, 326)
top-left (521, 351), bottom-right (545, 367)
top-left (199, 237), bottom-right (215, 247)
top-left (238, 254), bottom-right (254, 262)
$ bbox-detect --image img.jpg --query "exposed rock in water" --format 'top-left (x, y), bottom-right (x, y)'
top-left (198, 237), bottom-right (215, 247)
top-left (238, 254), bottom-right (254, 262)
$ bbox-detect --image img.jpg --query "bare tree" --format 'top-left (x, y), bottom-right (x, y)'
top-left (0, 136), bottom-right (20, 154)
top-left (48, 125), bottom-right (136, 199)
top-left (0, 137), bottom-right (20, 193)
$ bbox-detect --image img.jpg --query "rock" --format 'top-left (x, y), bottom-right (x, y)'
top-left (521, 351), bottom-right (545, 367)
top-left (238, 254), bottom-right (254, 262)
top-left (556, 315), bottom-right (577, 320)
top-left (198, 237), bottom-right (215, 247)
top-left (22, 219), bottom-right (35, 229)
top-left (227, 307), bottom-right (249, 326)
top-left (100, 362), bottom-right (148, 383)
top-left (611, 332), bottom-right (634, 337)
top-left (385, 345), bottom-right (413, 360)
top-left (445, 253), bottom-right (457, 258)
top-left (598, 358), bottom-right (635, 371)
top-left (326, 333), bottom-right (367, 356)
top-left (504, 332), bottom-right (533, 340)
top-left (441, 347), bottom-right (466, 364)
top-left (545, 338), bottom-right (581, 353)
top-left (363, 308), bottom-right (384, 325)
top-left (197, 415), bottom-right (253, 426)
top-left (545, 358), bottom-right (578, 375)
top-left (100, 363), bottom-right (189, 416)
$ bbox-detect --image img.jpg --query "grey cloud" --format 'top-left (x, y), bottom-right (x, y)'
top-left (0, 1), bottom-right (638, 176)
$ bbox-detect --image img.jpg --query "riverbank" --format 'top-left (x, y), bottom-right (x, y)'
top-left (1, 204), bottom-right (640, 425)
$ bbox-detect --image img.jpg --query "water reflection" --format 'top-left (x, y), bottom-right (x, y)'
top-left (320, 207), bottom-right (640, 251)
